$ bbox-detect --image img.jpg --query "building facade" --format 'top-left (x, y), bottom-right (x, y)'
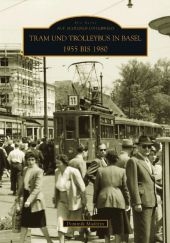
top-left (0, 44), bottom-right (55, 139)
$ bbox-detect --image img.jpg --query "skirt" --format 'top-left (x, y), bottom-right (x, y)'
top-left (21, 189), bottom-right (46, 228)
top-left (96, 207), bottom-right (132, 238)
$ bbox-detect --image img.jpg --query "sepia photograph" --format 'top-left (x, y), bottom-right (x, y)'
top-left (0, 1), bottom-right (170, 242)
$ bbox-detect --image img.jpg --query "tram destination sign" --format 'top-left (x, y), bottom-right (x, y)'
top-left (23, 16), bottom-right (147, 56)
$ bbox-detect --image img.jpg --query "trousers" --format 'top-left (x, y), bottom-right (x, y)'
top-left (133, 207), bottom-right (156, 243)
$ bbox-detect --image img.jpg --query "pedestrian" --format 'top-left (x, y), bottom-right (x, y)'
top-left (39, 137), bottom-right (49, 174)
top-left (7, 142), bottom-right (25, 195)
top-left (27, 141), bottom-right (44, 169)
top-left (117, 139), bottom-right (136, 169)
top-left (126, 135), bottom-right (157, 243)
top-left (53, 154), bottom-right (86, 243)
top-left (0, 139), bottom-right (7, 187)
top-left (148, 145), bottom-right (163, 242)
top-left (93, 149), bottom-right (131, 243)
top-left (4, 139), bottom-right (14, 156)
top-left (84, 143), bottom-right (107, 186)
top-left (117, 139), bottom-right (136, 243)
top-left (69, 144), bottom-right (87, 179)
top-left (15, 150), bottom-right (53, 243)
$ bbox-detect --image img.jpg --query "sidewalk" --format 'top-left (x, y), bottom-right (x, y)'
top-left (0, 175), bottom-right (134, 243)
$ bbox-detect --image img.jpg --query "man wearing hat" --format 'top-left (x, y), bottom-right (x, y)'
top-left (117, 139), bottom-right (136, 169)
top-left (126, 135), bottom-right (157, 243)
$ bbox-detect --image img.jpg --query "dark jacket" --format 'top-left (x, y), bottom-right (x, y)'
top-left (126, 153), bottom-right (157, 208)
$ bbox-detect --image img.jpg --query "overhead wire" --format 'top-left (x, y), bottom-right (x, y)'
top-left (93, 0), bottom-right (126, 15)
top-left (0, 0), bottom-right (29, 13)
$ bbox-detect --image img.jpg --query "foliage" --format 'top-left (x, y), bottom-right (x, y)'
top-left (111, 58), bottom-right (170, 123)
top-left (0, 216), bottom-right (12, 230)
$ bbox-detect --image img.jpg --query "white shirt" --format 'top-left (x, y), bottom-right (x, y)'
top-left (8, 148), bottom-right (25, 164)
top-left (55, 167), bottom-right (71, 191)
top-left (145, 157), bottom-right (152, 173)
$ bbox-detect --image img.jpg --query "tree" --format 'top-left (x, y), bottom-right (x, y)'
top-left (111, 59), bottom-right (170, 123)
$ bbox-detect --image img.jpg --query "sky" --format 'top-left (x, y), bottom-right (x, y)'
top-left (0, 0), bottom-right (170, 93)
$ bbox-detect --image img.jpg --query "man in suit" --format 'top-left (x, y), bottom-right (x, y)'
top-left (126, 135), bottom-right (157, 243)
top-left (84, 143), bottom-right (107, 186)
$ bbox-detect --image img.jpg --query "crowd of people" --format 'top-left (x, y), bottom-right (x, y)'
top-left (0, 137), bottom-right (55, 192)
top-left (0, 135), bottom-right (163, 243)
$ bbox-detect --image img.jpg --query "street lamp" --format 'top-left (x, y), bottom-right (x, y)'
top-left (127, 0), bottom-right (133, 8)
top-left (149, 16), bottom-right (170, 36)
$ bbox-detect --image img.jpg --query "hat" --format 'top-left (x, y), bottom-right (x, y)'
top-left (122, 139), bottom-right (136, 148)
top-left (136, 135), bottom-right (153, 145)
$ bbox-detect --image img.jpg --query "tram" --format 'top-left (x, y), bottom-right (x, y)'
top-left (54, 99), bottom-right (116, 160)
top-left (53, 95), bottom-right (163, 160)
top-left (53, 60), bottom-right (164, 160)
top-left (115, 116), bottom-right (162, 141)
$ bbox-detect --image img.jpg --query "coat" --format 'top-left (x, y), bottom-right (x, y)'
top-left (54, 166), bottom-right (86, 211)
top-left (69, 154), bottom-right (87, 179)
top-left (126, 152), bottom-right (157, 208)
top-left (17, 165), bottom-right (46, 212)
top-left (84, 157), bottom-right (107, 185)
top-left (93, 165), bottom-right (130, 209)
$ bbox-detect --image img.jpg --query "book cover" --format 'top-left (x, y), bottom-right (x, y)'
top-left (0, 1), bottom-right (169, 243)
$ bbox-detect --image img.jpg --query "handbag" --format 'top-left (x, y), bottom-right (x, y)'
top-left (90, 207), bottom-right (101, 232)
top-left (11, 201), bottom-right (22, 233)
top-left (82, 206), bottom-right (91, 220)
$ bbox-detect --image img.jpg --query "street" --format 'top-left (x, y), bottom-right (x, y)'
top-left (0, 174), bottom-right (134, 242)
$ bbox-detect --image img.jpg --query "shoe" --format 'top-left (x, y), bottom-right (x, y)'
top-left (74, 234), bottom-right (85, 241)
top-left (65, 233), bottom-right (74, 240)
top-left (155, 234), bottom-right (163, 242)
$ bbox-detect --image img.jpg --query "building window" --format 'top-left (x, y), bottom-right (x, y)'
top-left (0, 94), bottom-right (9, 105)
top-left (22, 79), bottom-right (27, 85)
top-left (28, 96), bottom-right (33, 105)
top-left (22, 96), bottom-right (27, 105)
top-left (0, 58), bottom-right (8, 66)
top-left (28, 80), bottom-right (33, 86)
top-left (0, 76), bottom-right (10, 83)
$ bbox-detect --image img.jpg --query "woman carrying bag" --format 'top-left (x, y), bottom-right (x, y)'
top-left (15, 150), bottom-right (53, 243)
top-left (53, 154), bottom-right (87, 243)
top-left (93, 149), bottom-right (132, 243)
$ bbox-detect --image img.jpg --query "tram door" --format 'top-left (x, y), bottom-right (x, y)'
top-left (78, 114), bottom-right (99, 160)
top-left (64, 116), bottom-right (78, 159)
top-left (54, 113), bottom-right (101, 160)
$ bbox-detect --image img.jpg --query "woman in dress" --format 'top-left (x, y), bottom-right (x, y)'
top-left (16, 150), bottom-right (53, 243)
top-left (53, 154), bottom-right (86, 243)
top-left (93, 149), bottom-right (131, 243)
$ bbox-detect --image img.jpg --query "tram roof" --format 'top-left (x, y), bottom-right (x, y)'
top-left (53, 109), bottom-right (114, 118)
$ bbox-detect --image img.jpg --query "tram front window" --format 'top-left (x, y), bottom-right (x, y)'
top-left (79, 116), bottom-right (90, 138)
top-left (66, 117), bottom-right (75, 139)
